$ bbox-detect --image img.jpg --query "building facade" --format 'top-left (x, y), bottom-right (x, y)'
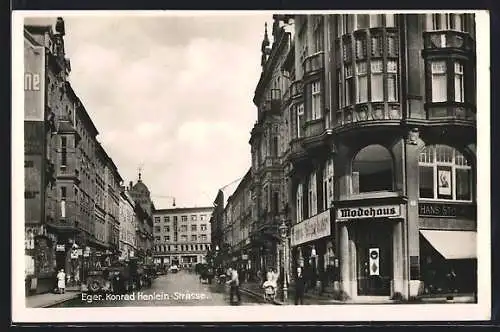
top-left (119, 186), bottom-right (137, 261)
top-left (153, 207), bottom-right (213, 268)
top-left (247, 13), bottom-right (477, 302)
top-left (222, 169), bottom-right (253, 272)
top-left (249, 18), bottom-right (295, 275)
top-left (128, 175), bottom-right (155, 262)
top-left (24, 17), bottom-right (128, 294)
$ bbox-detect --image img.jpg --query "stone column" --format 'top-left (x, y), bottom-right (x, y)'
top-left (392, 221), bottom-right (405, 297)
top-left (339, 223), bottom-right (350, 297)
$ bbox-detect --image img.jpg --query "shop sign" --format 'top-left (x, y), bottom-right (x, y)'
top-left (241, 254), bottom-right (248, 260)
top-left (70, 250), bottom-right (79, 259)
top-left (336, 205), bottom-right (400, 221)
top-left (83, 251), bottom-right (90, 257)
top-left (418, 202), bottom-right (475, 219)
top-left (76, 249), bottom-right (83, 256)
top-left (291, 210), bottom-right (331, 247)
top-left (56, 244), bottom-right (65, 252)
top-left (369, 248), bottom-right (380, 276)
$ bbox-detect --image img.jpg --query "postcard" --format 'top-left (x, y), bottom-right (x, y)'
top-left (12, 9), bottom-right (491, 322)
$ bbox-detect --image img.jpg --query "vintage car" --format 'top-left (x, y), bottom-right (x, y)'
top-left (198, 264), bottom-right (215, 284)
top-left (82, 267), bottom-right (112, 293)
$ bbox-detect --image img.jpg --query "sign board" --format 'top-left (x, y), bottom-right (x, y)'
top-left (77, 249), bottom-right (83, 256)
top-left (418, 202), bottom-right (475, 219)
top-left (291, 209), bottom-right (331, 247)
top-left (56, 244), bottom-right (65, 252)
top-left (241, 254), bottom-right (248, 260)
top-left (24, 43), bottom-right (45, 121)
top-left (83, 251), bottom-right (90, 257)
top-left (369, 248), bottom-right (380, 276)
top-left (336, 205), bottom-right (400, 221)
top-left (70, 250), bottom-right (79, 259)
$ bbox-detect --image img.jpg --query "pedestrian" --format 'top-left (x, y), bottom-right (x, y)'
top-left (57, 269), bottom-right (66, 294)
top-left (294, 267), bottom-right (305, 305)
top-left (227, 266), bottom-right (241, 304)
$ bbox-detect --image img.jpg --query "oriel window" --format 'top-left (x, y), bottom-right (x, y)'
top-left (356, 61), bottom-right (368, 103)
top-left (431, 61), bottom-right (447, 102)
top-left (311, 81), bottom-right (322, 120)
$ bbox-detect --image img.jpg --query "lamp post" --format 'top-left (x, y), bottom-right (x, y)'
top-left (278, 218), bottom-right (289, 301)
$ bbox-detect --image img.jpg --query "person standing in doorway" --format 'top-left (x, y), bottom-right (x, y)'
top-left (57, 269), bottom-right (66, 294)
top-left (295, 267), bottom-right (305, 305)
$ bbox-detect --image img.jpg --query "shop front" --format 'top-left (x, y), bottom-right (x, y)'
top-left (290, 209), bottom-right (334, 291)
top-left (335, 203), bottom-right (406, 300)
top-left (418, 202), bottom-right (477, 297)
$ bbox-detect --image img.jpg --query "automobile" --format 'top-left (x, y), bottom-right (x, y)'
top-left (169, 265), bottom-right (179, 273)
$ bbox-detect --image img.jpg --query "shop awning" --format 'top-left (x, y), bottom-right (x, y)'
top-left (420, 230), bottom-right (477, 259)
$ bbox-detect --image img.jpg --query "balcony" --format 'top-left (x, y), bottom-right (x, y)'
top-left (290, 80), bottom-right (303, 99)
top-left (333, 102), bottom-right (402, 132)
top-left (287, 138), bottom-right (307, 163)
top-left (423, 30), bottom-right (475, 54)
top-left (304, 118), bottom-right (325, 138)
top-left (425, 103), bottom-right (476, 122)
top-left (303, 52), bottom-right (324, 76)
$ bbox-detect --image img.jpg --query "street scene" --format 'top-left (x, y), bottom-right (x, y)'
top-left (22, 12), bottom-right (482, 312)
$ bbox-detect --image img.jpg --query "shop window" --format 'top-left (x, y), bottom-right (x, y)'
top-left (418, 145), bottom-right (472, 201)
top-left (352, 144), bottom-right (393, 193)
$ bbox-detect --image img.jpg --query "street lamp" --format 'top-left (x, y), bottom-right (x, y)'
top-left (278, 218), bottom-right (289, 301)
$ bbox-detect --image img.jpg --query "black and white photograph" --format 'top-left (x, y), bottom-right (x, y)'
top-left (13, 10), bottom-right (490, 322)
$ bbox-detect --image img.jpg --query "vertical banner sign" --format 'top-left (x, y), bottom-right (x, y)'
top-left (369, 248), bottom-right (380, 276)
top-left (24, 43), bottom-right (45, 121)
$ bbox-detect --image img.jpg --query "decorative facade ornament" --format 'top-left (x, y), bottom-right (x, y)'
top-left (406, 127), bottom-right (419, 145)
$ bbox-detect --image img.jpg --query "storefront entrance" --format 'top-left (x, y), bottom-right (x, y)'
top-left (356, 221), bottom-right (393, 296)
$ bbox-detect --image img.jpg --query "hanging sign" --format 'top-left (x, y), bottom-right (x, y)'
top-left (70, 249), bottom-right (79, 259)
top-left (369, 248), bottom-right (380, 276)
top-left (291, 210), bottom-right (331, 247)
top-left (77, 249), bottom-right (83, 256)
top-left (56, 244), bottom-right (66, 252)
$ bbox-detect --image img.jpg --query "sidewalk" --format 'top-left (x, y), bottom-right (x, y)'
top-left (239, 281), bottom-right (344, 305)
top-left (240, 282), bottom-right (476, 305)
top-left (26, 286), bottom-right (81, 308)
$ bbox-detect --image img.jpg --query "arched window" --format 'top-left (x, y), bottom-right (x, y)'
top-left (352, 144), bottom-right (393, 193)
top-left (419, 145), bottom-right (472, 201)
top-left (296, 183), bottom-right (303, 223)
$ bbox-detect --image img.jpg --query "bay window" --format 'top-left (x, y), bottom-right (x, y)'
top-left (387, 60), bottom-right (398, 101)
top-left (371, 60), bottom-right (384, 101)
top-left (311, 81), bottom-right (322, 120)
top-left (429, 60), bottom-right (466, 103)
top-left (431, 61), bottom-right (447, 102)
top-left (418, 145), bottom-right (472, 201)
top-left (385, 14), bottom-right (396, 27)
top-left (369, 14), bottom-right (383, 28)
top-left (308, 172), bottom-right (317, 217)
top-left (356, 61), bottom-right (368, 103)
top-left (454, 62), bottom-right (464, 102)
top-left (345, 64), bottom-right (355, 106)
top-left (296, 183), bottom-right (303, 223)
top-left (428, 13), bottom-right (466, 32)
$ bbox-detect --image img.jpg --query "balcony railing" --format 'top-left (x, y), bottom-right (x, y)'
top-left (423, 30), bottom-right (475, 53)
top-left (334, 102), bottom-right (402, 128)
top-left (426, 103), bottom-right (476, 121)
top-left (303, 52), bottom-right (325, 76)
top-left (304, 118), bottom-right (325, 138)
top-left (290, 80), bottom-right (303, 99)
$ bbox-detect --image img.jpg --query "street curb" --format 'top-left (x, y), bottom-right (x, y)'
top-left (239, 287), bottom-right (283, 305)
top-left (40, 292), bottom-right (81, 308)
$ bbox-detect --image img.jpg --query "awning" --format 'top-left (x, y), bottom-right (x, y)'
top-left (420, 230), bottom-right (477, 259)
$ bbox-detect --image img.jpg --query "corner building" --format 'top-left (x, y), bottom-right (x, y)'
top-left (264, 13), bottom-right (477, 302)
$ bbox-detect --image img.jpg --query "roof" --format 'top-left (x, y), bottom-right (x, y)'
top-left (153, 206), bottom-right (214, 215)
top-left (221, 178), bottom-right (244, 210)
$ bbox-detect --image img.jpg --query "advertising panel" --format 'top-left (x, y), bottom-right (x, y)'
top-left (291, 209), bottom-right (331, 247)
top-left (24, 42), bottom-right (45, 121)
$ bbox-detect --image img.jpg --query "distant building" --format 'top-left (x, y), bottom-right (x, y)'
top-left (119, 186), bottom-right (137, 261)
top-left (153, 207), bottom-right (213, 268)
top-left (128, 174), bottom-right (154, 262)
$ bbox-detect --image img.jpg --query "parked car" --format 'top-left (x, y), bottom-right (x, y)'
top-left (169, 265), bottom-right (179, 273)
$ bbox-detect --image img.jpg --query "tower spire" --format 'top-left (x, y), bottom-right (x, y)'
top-left (261, 22), bottom-right (270, 67)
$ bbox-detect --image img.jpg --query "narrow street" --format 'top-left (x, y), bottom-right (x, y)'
top-left (52, 270), bottom-right (269, 307)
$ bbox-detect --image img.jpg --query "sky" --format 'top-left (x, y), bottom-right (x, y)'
top-left (26, 13), bottom-right (273, 209)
